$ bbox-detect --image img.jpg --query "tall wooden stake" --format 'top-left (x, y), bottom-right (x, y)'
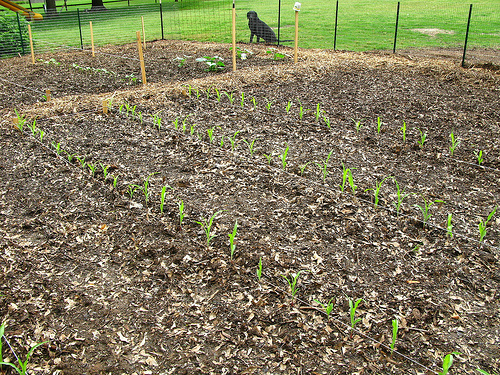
top-left (90, 21), bottom-right (95, 57)
top-left (136, 31), bottom-right (147, 85)
top-left (28, 23), bottom-right (35, 64)
top-left (232, 0), bottom-right (236, 71)
top-left (45, 89), bottom-right (51, 102)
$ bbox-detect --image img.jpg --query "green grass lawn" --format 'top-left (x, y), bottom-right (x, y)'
top-left (23, 0), bottom-right (499, 52)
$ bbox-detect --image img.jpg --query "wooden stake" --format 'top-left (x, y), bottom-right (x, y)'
top-left (102, 100), bottom-right (108, 114)
top-left (294, 9), bottom-right (299, 63)
top-left (141, 16), bottom-right (146, 50)
top-left (231, 0), bottom-right (236, 71)
top-left (136, 31), bottom-right (147, 85)
top-left (90, 21), bottom-right (95, 57)
top-left (45, 89), bottom-right (51, 102)
top-left (28, 23), bottom-right (35, 64)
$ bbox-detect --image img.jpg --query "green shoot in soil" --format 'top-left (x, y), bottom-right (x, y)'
top-left (401, 121), bottom-right (406, 142)
top-left (178, 200), bottom-right (185, 227)
top-left (256, 257), bottom-right (263, 281)
top-left (377, 116), bottom-right (383, 133)
top-left (449, 131), bottom-right (460, 156)
top-left (479, 206), bottom-right (497, 242)
top-left (131, 172), bottom-right (158, 206)
top-left (415, 194), bottom-right (443, 227)
top-left (228, 219), bottom-right (238, 260)
top-left (299, 161), bottom-right (311, 176)
top-left (286, 100), bottom-right (292, 114)
top-left (439, 352), bottom-right (461, 375)
top-left (314, 298), bottom-right (334, 318)
top-left (391, 318), bottom-right (398, 354)
top-left (348, 297), bottom-right (363, 338)
top-left (353, 118), bottom-right (364, 133)
top-left (417, 128), bottom-right (427, 148)
top-left (207, 127), bottom-right (216, 143)
top-left (475, 150), bottom-right (484, 165)
top-left (282, 271), bottom-right (302, 301)
top-left (279, 144), bottom-right (289, 170)
top-left (316, 149), bottom-right (334, 183)
top-left (243, 139), bottom-right (257, 156)
top-left (392, 178), bottom-right (410, 215)
top-left (229, 131), bottom-right (240, 151)
top-left (196, 210), bottom-right (225, 247)
top-left (265, 98), bottom-right (274, 111)
top-left (447, 213), bottom-right (453, 239)
top-left (365, 176), bottom-right (392, 209)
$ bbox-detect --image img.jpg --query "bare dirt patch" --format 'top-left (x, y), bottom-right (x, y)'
top-left (411, 28), bottom-right (455, 37)
top-left (0, 40), bottom-right (499, 375)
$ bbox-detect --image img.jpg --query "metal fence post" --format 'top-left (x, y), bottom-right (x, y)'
top-left (277, 0), bottom-right (282, 45)
top-left (77, 9), bottom-right (83, 50)
top-left (334, 0), bottom-right (338, 51)
top-left (461, 4), bottom-right (473, 68)
top-left (160, 0), bottom-right (164, 40)
top-left (16, 13), bottom-right (26, 55)
top-left (393, 1), bottom-right (400, 53)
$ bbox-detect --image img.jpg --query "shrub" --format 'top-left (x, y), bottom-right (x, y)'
top-left (0, 13), bottom-right (30, 58)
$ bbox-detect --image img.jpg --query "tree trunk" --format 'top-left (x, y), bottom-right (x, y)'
top-left (91, 0), bottom-right (106, 11)
top-left (45, 0), bottom-right (57, 16)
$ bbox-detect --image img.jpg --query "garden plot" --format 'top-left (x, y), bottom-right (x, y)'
top-left (0, 41), bottom-right (499, 374)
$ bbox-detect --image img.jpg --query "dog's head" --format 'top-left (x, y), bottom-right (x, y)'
top-left (247, 11), bottom-right (258, 20)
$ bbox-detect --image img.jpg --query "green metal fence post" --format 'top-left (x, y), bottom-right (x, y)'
top-left (77, 9), bottom-right (83, 50)
top-left (393, 1), bottom-right (400, 53)
top-left (461, 4), bottom-right (473, 68)
top-left (334, 0), bottom-right (338, 51)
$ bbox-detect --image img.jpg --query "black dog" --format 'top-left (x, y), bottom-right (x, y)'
top-left (247, 11), bottom-right (277, 44)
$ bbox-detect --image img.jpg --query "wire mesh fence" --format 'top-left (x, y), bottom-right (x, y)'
top-left (1, 0), bottom-right (499, 61)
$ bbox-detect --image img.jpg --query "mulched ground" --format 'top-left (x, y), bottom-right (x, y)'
top-left (0, 40), bottom-right (499, 375)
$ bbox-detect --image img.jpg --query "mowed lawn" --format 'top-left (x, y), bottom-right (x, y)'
top-left (26, 0), bottom-right (499, 51)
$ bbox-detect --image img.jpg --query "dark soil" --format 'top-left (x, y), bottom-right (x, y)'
top-left (0, 40), bottom-right (499, 375)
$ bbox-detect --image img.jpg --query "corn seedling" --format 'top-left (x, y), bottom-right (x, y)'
top-left (339, 163), bottom-right (350, 192)
top-left (279, 144), bottom-right (289, 171)
top-left (417, 128), bottom-right (427, 148)
top-left (206, 86), bottom-right (211, 99)
top-left (228, 219), bottom-right (238, 260)
top-left (215, 88), bottom-right (222, 102)
top-left (76, 156), bottom-right (86, 169)
top-left (243, 139), bottom-right (257, 156)
top-left (184, 84), bottom-right (192, 96)
top-left (449, 131), bottom-right (460, 156)
top-left (392, 178), bottom-right (410, 215)
top-left (127, 184), bottom-right (137, 199)
top-left (316, 150), bottom-right (334, 183)
top-left (315, 103), bottom-right (322, 122)
top-left (13, 109), bottom-right (26, 132)
top-left (182, 115), bottom-right (191, 130)
top-left (207, 127), bottom-right (216, 143)
top-left (447, 213), bottom-right (453, 239)
top-left (196, 210), bottom-right (225, 247)
top-left (0, 323), bottom-right (48, 375)
top-left (348, 297), bottom-right (363, 338)
top-left (229, 131), bottom-right (240, 151)
top-left (152, 114), bottom-right (161, 131)
top-left (256, 257), bottom-right (263, 281)
top-left (479, 206), bottom-right (497, 242)
top-left (352, 118), bottom-right (364, 133)
top-left (265, 98), bottom-right (274, 111)
top-left (299, 161), bottom-right (311, 176)
top-left (137, 112), bottom-right (143, 125)
top-left (376, 116), bottom-right (383, 134)
top-left (64, 151), bottom-right (75, 162)
top-left (263, 153), bottom-right (272, 165)
top-left (189, 124), bottom-right (196, 135)
top-left (52, 141), bottom-right (62, 155)
top-left (118, 103), bottom-right (124, 113)
top-left (39, 129), bottom-right (45, 142)
top-left (391, 318), bottom-right (398, 355)
top-left (224, 91), bottom-right (235, 105)
top-left (88, 163), bottom-right (96, 177)
top-left (219, 135), bottom-right (225, 148)
top-left (286, 100), bottom-right (292, 114)
top-left (324, 115), bottom-right (331, 129)
top-left (298, 100), bottom-right (304, 120)
top-left (401, 121), bottom-right (407, 142)
top-left (112, 174), bottom-right (119, 188)
top-left (475, 150), bottom-right (484, 165)
top-left (178, 200), bottom-right (185, 227)
top-left (439, 352), bottom-right (461, 375)
top-left (27, 119), bottom-right (37, 136)
top-left (195, 87), bottom-right (201, 99)
top-left (415, 194), bottom-right (444, 227)
top-left (365, 176), bottom-right (392, 209)
top-left (131, 172), bottom-right (158, 206)
top-left (281, 271), bottom-right (302, 301)
top-left (160, 186), bottom-right (169, 214)
top-left (314, 298), bottom-right (334, 318)
top-left (240, 92), bottom-right (245, 107)
top-left (251, 96), bottom-right (257, 108)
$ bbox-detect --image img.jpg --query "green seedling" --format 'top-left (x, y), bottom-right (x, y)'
top-left (392, 178), bottom-right (410, 215)
top-left (263, 153), bottom-right (272, 165)
top-left (316, 149), bottom-right (334, 183)
top-left (243, 139), bottom-right (257, 156)
top-left (401, 121), bottom-right (407, 142)
top-left (190, 124), bottom-right (196, 135)
top-left (27, 119), bottom-right (37, 136)
top-left (347, 170), bottom-right (357, 194)
top-left (99, 163), bottom-right (109, 179)
top-left (224, 91), bottom-right (235, 105)
top-left (265, 98), bottom-right (274, 111)
top-left (415, 194), bottom-right (444, 227)
top-left (195, 87), bottom-right (201, 99)
top-left (376, 116), bottom-right (383, 133)
top-left (439, 352), bottom-right (461, 375)
top-left (206, 86), bottom-right (211, 99)
top-left (160, 185), bottom-right (169, 214)
top-left (118, 103), bottom-right (124, 113)
top-left (137, 112), bottom-right (143, 125)
top-left (39, 129), bottom-right (44, 142)
top-left (299, 161), bottom-right (311, 176)
top-left (87, 163), bottom-right (96, 177)
top-left (391, 318), bottom-right (398, 354)
top-left (215, 88), bottom-right (222, 102)
top-left (447, 213), bottom-right (453, 239)
top-left (348, 297), bottom-right (363, 338)
top-left (281, 271), bottom-right (302, 300)
top-left (315, 103), bottom-right (322, 122)
top-left (324, 115), bottom-right (331, 129)
top-left (172, 117), bottom-right (179, 130)
top-left (251, 96), bottom-right (257, 108)
top-left (127, 184), bottom-right (137, 199)
top-left (314, 298), bottom-right (334, 318)
top-left (228, 219), bottom-right (238, 260)
top-left (220, 135), bottom-right (225, 148)
top-left (76, 156), bottom-right (86, 169)
top-left (184, 84), bottom-right (192, 96)
top-left (196, 56), bottom-right (225, 72)
top-left (449, 131), bottom-right (460, 156)
top-left (286, 100), bottom-right (292, 114)
top-left (479, 206), bottom-right (497, 242)
top-left (365, 176), bottom-right (392, 209)
top-left (196, 210), bottom-right (225, 247)
top-left (0, 324), bottom-right (48, 375)
top-left (152, 114), bottom-right (161, 131)
top-left (352, 118), bottom-right (364, 133)
top-left (298, 100), bottom-right (304, 120)
top-left (207, 127), bottom-right (216, 143)
top-left (112, 174), bottom-right (119, 188)
top-left (229, 131), bottom-right (240, 151)
top-left (340, 163), bottom-right (357, 193)
top-left (256, 257), bottom-right (263, 281)
top-left (279, 144), bottom-right (289, 171)
top-left (182, 114), bottom-right (191, 130)
top-left (475, 150), bottom-right (484, 165)
top-left (13, 109), bottom-right (26, 132)
top-left (52, 141), bottom-right (62, 155)
top-left (131, 172), bottom-right (158, 206)
top-left (64, 151), bottom-right (75, 162)
top-left (417, 128), bottom-right (427, 148)
top-left (240, 92), bottom-right (245, 107)
top-left (178, 200), bottom-right (185, 227)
